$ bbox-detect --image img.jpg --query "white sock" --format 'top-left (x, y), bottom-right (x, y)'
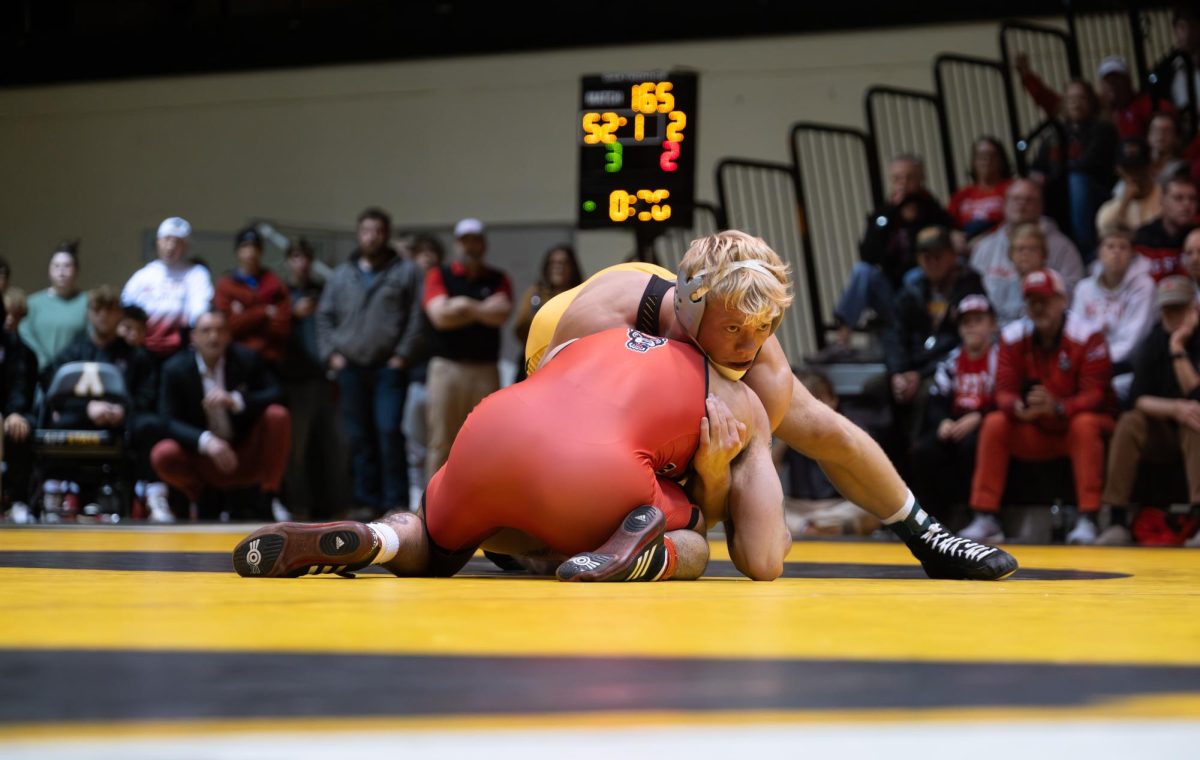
top-left (367, 522), bottom-right (400, 564)
top-left (882, 490), bottom-right (917, 524)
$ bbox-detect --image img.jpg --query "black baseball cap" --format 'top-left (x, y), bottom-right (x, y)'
top-left (234, 226), bottom-right (262, 249)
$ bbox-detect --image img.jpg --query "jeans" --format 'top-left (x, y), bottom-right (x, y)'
top-left (834, 262), bottom-right (898, 328)
top-left (1068, 171), bottom-right (1107, 264)
top-left (336, 364), bottom-right (408, 511)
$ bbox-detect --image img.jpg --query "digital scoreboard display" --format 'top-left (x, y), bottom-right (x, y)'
top-left (577, 70), bottom-right (698, 230)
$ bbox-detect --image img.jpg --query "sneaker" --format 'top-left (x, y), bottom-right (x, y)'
top-left (1066, 515), bottom-right (1098, 545)
top-left (959, 512), bottom-right (1004, 544)
top-left (556, 505), bottom-right (669, 582)
top-left (232, 521), bottom-right (381, 578)
top-left (1094, 524), bottom-right (1133, 546)
top-left (1185, 529), bottom-right (1200, 548)
top-left (906, 523), bottom-right (1019, 580)
top-left (146, 491), bottom-right (175, 523)
top-left (7, 502), bottom-right (32, 524)
top-left (270, 498), bottom-right (293, 523)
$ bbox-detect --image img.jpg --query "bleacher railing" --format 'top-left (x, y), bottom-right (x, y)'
top-left (865, 85), bottom-right (956, 202)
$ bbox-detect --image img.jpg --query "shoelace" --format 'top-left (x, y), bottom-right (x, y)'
top-left (920, 526), bottom-right (996, 561)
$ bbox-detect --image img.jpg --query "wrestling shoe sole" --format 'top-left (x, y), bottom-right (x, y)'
top-left (232, 521), bottom-right (380, 578)
top-left (557, 505), bottom-right (666, 582)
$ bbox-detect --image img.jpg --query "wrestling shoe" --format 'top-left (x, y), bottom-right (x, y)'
top-left (232, 521), bottom-right (380, 578)
top-left (556, 505), bottom-right (669, 582)
top-left (906, 523), bottom-right (1018, 581)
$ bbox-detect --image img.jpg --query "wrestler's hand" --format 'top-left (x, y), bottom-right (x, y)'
top-left (694, 394), bottom-right (747, 479)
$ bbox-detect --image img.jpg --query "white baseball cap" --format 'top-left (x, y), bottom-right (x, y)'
top-left (454, 218), bottom-right (485, 238)
top-left (157, 216), bottom-right (192, 240)
top-left (1096, 54), bottom-right (1129, 79)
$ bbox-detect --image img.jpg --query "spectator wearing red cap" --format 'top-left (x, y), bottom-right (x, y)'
top-left (960, 268), bottom-right (1117, 545)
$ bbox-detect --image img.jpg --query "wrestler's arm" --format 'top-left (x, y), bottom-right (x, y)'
top-left (774, 374), bottom-right (907, 517)
top-left (722, 384), bottom-right (790, 581)
top-left (743, 337), bottom-right (795, 432)
top-left (685, 395), bottom-right (746, 528)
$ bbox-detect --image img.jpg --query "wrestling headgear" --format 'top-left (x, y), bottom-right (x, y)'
top-left (673, 260), bottom-right (785, 340)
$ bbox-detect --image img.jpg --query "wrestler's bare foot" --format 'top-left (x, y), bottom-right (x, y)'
top-left (556, 505), bottom-right (670, 582)
top-left (232, 521), bottom-right (381, 578)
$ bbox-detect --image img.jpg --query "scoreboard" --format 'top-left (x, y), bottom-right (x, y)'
top-left (576, 70), bottom-right (698, 230)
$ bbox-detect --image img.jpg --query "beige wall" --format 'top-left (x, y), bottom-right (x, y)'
top-left (0, 17), bottom-right (1044, 292)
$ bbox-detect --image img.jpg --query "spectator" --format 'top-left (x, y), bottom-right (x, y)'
top-left (512, 243), bottom-right (585, 382)
top-left (1133, 173), bottom-right (1198, 282)
top-left (112, 303), bottom-right (170, 520)
top-left (1016, 52), bottom-right (1175, 141)
top-left (20, 240), bottom-right (87, 372)
top-left (1147, 4), bottom-right (1200, 130)
top-left (121, 217), bottom-right (214, 362)
top-left (882, 225), bottom-right (986, 439)
top-left (151, 309), bottom-right (292, 521)
top-left (1096, 137), bottom-right (1162, 236)
top-left (970, 179), bottom-right (1085, 326)
top-left (1072, 230), bottom-right (1157, 404)
top-left (316, 207), bottom-right (425, 518)
top-left (1030, 79), bottom-right (1120, 261)
top-left (947, 136), bottom-right (1014, 242)
top-left (280, 238), bottom-right (343, 520)
top-left (1148, 111), bottom-right (1189, 183)
top-left (1, 288), bottom-right (37, 523)
top-left (961, 269), bottom-right (1116, 545)
top-left (423, 218), bottom-right (514, 481)
top-left (400, 234), bottom-right (444, 511)
top-left (0, 256), bottom-right (9, 296)
top-left (771, 369), bottom-right (880, 537)
top-left (40, 286), bottom-right (169, 522)
top-left (1099, 275), bottom-right (1200, 545)
top-left (822, 154), bottom-right (955, 354)
top-left (911, 294), bottom-right (999, 529)
top-left (1183, 227), bottom-right (1200, 296)
top-left (213, 227), bottom-right (292, 368)
top-left (118, 304), bottom-right (148, 350)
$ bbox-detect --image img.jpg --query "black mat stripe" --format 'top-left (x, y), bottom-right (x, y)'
top-left (0, 550), bottom-right (1130, 580)
top-left (0, 650), bottom-right (1194, 723)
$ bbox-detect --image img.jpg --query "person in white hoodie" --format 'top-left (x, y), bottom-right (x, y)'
top-left (969, 179), bottom-right (1086, 326)
top-left (1072, 230), bottom-right (1157, 404)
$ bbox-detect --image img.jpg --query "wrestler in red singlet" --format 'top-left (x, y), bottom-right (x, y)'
top-left (423, 326), bottom-right (708, 557)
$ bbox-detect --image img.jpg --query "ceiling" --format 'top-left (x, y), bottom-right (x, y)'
top-left (0, 0), bottom-right (1152, 88)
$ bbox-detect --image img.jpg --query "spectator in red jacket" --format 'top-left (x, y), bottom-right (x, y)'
top-left (213, 227), bottom-right (292, 368)
top-left (960, 269), bottom-right (1116, 545)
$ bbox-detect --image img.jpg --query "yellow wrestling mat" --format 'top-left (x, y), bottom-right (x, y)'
top-left (0, 525), bottom-right (1197, 759)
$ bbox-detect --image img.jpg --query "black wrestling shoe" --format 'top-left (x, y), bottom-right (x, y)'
top-left (906, 523), bottom-right (1019, 581)
top-left (557, 505), bottom-right (668, 582)
top-left (232, 521), bottom-right (380, 578)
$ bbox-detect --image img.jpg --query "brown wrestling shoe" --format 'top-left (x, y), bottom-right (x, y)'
top-left (556, 505), bottom-right (668, 582)
top-left (232, 521), bottom-right (381, 578)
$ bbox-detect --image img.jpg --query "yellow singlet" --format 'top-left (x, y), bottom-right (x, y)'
top-left (523, 260), bottom-right (749, 382)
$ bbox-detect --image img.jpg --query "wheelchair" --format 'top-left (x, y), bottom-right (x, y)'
top-left (31, 361), bottom-right (136, 523)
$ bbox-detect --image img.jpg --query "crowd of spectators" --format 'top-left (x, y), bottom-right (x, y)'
top-left (797, 12), bottom-right (1200, 546)
top-left (0, 210), bottom-right (527, 526)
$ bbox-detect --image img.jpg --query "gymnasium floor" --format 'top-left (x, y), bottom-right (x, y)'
top-left (0, 525), bottom-right (1197, 759)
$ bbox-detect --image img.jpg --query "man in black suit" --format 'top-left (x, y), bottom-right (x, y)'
top-left (150, 308), bottom-right (291, 520)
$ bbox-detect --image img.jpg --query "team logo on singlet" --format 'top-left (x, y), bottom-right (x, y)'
top-left (625, 329), bottom-right (667, 353)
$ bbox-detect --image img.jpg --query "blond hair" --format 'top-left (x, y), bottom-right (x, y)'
top-left (678, 230), bottom-right (793, 325)
top-left (1007, 222), bottom-right (1046, 254)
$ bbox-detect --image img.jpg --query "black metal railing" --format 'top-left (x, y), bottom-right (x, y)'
top-left (934, 53), bottom-right (1023, 176)
top-left (1000, 20), bottom-right (1077, 145)
top-left (865, 85), bottom-right (955, 202)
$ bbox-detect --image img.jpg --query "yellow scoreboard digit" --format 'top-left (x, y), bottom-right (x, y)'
top-left (577, 70), bottom-right (698, 230)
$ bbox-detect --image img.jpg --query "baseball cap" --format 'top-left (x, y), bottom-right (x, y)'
top-left (1115, 137), bottom-right (1151, 171)
top-left (957, 293), bottom-right (994, 316)
top-left (157, 217), bottom-right (191, 240)
top-left (915, 225), bottom-right (954, 254)
top-left (1097, 54), bottom-right (1129, 79)
top-left (1022, 268), bottom-right (1067, 298)
top-left (234, 226), bottom-right (262, 249)
top-left (454, 218), bottom-right (485, 238)
top-left (1156, 274), bottom-right (1196, 309)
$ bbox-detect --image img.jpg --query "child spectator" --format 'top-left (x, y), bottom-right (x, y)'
top-left (910, 294), bottom-right (999, 530)
top-left (1072, 230), bottom-right (1157, 404)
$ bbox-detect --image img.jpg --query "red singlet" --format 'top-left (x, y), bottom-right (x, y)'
top-left (424, 327), bottom-right (708, 556)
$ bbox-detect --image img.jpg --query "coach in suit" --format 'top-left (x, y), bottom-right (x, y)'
top-left (150, 308), bottom-right (291, 519)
